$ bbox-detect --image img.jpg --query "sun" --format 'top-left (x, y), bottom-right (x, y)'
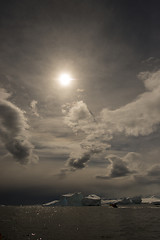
top-left (59, 73), bottom-right (73, 86)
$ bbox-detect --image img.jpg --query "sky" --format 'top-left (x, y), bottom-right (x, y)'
top-left (1, 0), bottom-right (160, 204)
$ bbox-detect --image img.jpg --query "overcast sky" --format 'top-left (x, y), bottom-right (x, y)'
top-left (1, 0), bottom-right (160, 204)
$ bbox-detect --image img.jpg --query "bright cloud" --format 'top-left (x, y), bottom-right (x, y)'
top-left (62, 70), bottom-right (160, 174)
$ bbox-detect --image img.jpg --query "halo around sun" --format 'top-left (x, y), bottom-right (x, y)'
top-left (59, 73), bottom-right (73, 86)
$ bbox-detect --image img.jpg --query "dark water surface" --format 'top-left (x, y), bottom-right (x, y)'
top-left (0, 205), bottom-right (160, 240)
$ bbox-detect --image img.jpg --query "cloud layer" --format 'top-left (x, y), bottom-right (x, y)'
top-left (62, 101), bottom-right (109, 172)
top-left (62, 70), bottom-right (160, 175)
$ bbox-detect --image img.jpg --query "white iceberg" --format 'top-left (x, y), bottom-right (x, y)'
top-left (101, 199), bottom-right (120, 206)
top-left (118, 197), bottom-right (131, 204)
top-left (43, 200), bottom-right (60, 206)
top-left (82, 194), bottom-right (101, 206)
top-left (142, 196), bottom-right (160, 205)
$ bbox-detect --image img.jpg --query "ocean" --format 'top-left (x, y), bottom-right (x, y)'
top-left (0, 205), bottom-right (160, 240)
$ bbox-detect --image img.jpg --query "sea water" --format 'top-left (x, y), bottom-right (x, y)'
top-left (0, 205), bottom-right (160, 240)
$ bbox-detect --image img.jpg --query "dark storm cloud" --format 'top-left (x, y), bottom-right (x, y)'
top-left (0, 88), bottom-right (38, 164)
top-left (65, 144), bottom-right (107, 171)
top-left (67, 152), bottom-right (90, 169)
top-left (110, 163), bottom-right (131, 178)
top-left (96, 154), bottom-right (133, 179)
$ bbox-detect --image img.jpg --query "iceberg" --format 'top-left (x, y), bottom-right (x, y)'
top-left (130, 196), bottom-right (142, 204)
top-left (142, 196), bottom-right (160, 205)
top-left (43, 200), bottom-right (60, 206)
top-left (59, 192), bottom-right (83, 206)
top-left (118, 197), bottom-right (131, 205)
top-left (117, 196), bottom-right (142, 205)
top-left (101, 199), bottom-right (119, 206)
top-left (82, 194), bottom-right (101, 206)
top-left (43, 193), bottom-right (101, 206)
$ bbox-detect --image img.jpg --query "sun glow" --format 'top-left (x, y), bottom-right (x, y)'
top-left (59, 73), bottom-right (73, 86)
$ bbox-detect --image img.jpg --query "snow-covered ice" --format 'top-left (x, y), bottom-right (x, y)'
top-left (82, 194), bottom-right (101, 206)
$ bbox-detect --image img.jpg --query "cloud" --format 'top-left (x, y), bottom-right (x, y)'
top-left (62, 70), bottom-right (160, 174)
top-left (123, 152), bottom-right (143, 172)
top-left (55, 168), bottom-right (72, 179)
top-left (101, 70), bottom-right (160, 137)
top-left (61, 101), bottom-right (107, 172)
top-left (62, 100), bottom-right (111, 148)
top-left (0, 88), bottom-right (39, 164)
top-left (76, 89), bottom-right (84, 93)
top-left (30, 100), bottom-right (39, 117)
top-left (142, 57), bottom-right (160, 65)
top-left (147, 165), bottom-right (160, 177)
top-left (126, 163), bottom-right (160, 186)
top-left (64, 70), bottom-right (160, 142)
top-left (66, 144), bottom-right (108, 171)
top-left (96, 154), bottom-right (133, 179)
top-left (67, 152), bottom-right (91, 169)
top-left (0, 88), bottom-right (11, 100)
top-left (62, 101), bottom-right (93, 133)
top-left (134, 166), bottom-right (160, 185)
top-left (137, 165), bottom-right (160, 184)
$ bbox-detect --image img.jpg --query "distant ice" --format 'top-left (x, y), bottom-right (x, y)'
top-left (142, 196), bottom-right (160, 205)
top-left (43, 192), bottom-right (101, 206)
